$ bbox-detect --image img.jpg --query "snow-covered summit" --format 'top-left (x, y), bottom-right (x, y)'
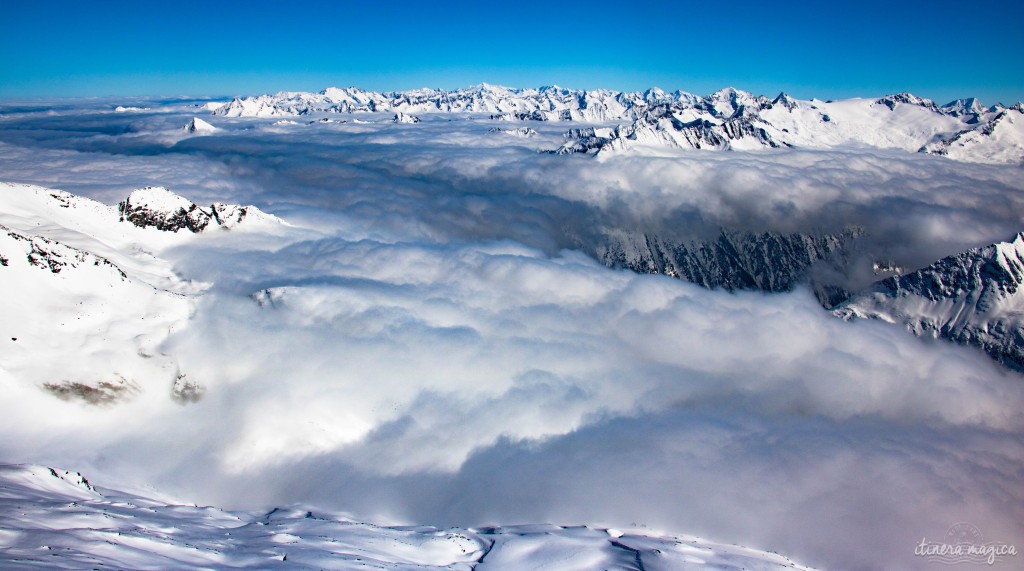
top-left (922, 108), bottom-right (1024, 164)
top-left (393, 111), bottom-right (421, 124)
top-left (182, 116), bottom-right (217, 134)
top-left (942, 97), bottom-right (987, 118)
top-left (119, 186), bottom-right (280, 233)
top-left (874, 92), bottom-right (938, 112)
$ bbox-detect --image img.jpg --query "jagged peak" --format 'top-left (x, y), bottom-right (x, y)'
top-left (941, 97), bottom-right (986, 116)
top-left (393, 111), bottom-right (421, 124)
top-left (321, 86), bottom-right (370, 97)
top-left (876, 92), bottom-right (937, 111)
top-left (119, 187), bottom-right (280, 233)
top-left (993, 232), bottom-right (1024, 272)
top-left (474, 82), bottom-right (515, 93)
top-left (770, 92), bottom-right (801, 112)
top-left (709, 86), bottom-right (743, 98)
top-left (183, 117), bottom-right (217, 134)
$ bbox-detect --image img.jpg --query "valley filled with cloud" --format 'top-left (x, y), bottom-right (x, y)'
top-left (1, 91), bottom-right (1023, 569)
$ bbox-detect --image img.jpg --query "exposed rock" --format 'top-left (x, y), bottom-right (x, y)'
top-left (836, 233), bottom-right (1024, 370)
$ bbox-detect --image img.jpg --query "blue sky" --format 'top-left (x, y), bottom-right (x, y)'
top-left (2, 0), bottom-right (1023, 104)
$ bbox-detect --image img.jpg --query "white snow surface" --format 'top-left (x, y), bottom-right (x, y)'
top-left (0, 463), bottom-right (814, 570)
top-left (0, 182), bottom-right (287, 406)
top-left (0, 184), bottom-right (197, 405)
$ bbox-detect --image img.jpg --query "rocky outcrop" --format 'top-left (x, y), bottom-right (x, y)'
top-left (591, 228), bottom-right (859, 305)
top-left (118, 186), bottom-right (271, 233)
top-left (836, 233), bottom-right (1024, 370)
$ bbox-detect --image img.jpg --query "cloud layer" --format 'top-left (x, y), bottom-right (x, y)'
top-left (1, 102), bottom-right (1023, 569)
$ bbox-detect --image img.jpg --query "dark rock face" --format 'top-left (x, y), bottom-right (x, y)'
top-left (675, 117), bottom-right (782, 150)
top-left (836, 233), bottom-right (1024, 371)
top-left (1, 225), bottom-right (126, 279)
top-left (875, 92), bottom-right (939, 112)
top-left (43, 377), bottom-right (138, 405)
top-left (118, 197), bottom-right (214, 233)
top-left (874, 238), bottom-right (1023, 303)
top-left (590, 228), bottom-right (859, 305)
top-left (117, 188), bottom-right (254, 233)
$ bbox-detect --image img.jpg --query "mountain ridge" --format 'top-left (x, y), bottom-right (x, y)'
top-left (207, 85), bottom-right (1024, 164)
top-left (836, 232), bottom-right (1024, 370)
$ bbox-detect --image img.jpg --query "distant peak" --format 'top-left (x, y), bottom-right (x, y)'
top-left (183, 117), bottom-right (217, 134)
top-left (474, 82), bottom-right (511, 92)
top-left (876, 92), bottom-right (937, 111)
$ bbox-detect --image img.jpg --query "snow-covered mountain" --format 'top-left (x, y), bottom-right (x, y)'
top-left (488, 126), bottom-right (537, 138)
top-left (0, 183), bottom-right (282, 405)
top-left (392, 111), bottom-right (421, 124)
top-left (0, 462), bottom-right (815, 570)
top-left (181, 116), bottom-right (217, 135)
top-left (119, 186), bottom-right (280, 233)
top-left (209, 85), bottom-right (1024, 163)
top-left (211, 83), bottom-right (673, 122)
top-left (0, 185), bottom-right (194, 404)
top-left (557, 90), bottom-right (1024, 163)
top-left (836, 232), bottom-right (1024, 370)
top-left (921, 107), bottom-right (1024, 163)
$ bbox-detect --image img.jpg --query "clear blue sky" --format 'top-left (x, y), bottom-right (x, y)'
top-left (2, 0), bottom-right (1022, 104)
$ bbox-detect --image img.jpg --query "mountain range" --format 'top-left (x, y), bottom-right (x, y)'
top-left (207, 85), bottom-right (1024, 164)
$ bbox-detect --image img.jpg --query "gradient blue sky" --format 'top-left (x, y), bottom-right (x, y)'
top-left (2, 0), bottom-right (1023, 104)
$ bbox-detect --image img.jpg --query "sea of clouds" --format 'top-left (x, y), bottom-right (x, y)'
top-left (1, 99), bottom-right (1022, 569)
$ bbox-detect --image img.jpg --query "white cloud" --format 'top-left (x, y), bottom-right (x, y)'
top-left (1, 102), bottom-right (1023, 569)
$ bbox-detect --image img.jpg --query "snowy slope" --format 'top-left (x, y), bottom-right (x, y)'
top-left (922, 109), bottom-right (1024, 164)
top-left (0, 183), bottom-right (285, 404)
top-left (0, 463), bottom-right (815, 570)
top-left (835, 232), bottom-right (1024, 369)
top-left (0, 185), bottom-right (196, 402)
